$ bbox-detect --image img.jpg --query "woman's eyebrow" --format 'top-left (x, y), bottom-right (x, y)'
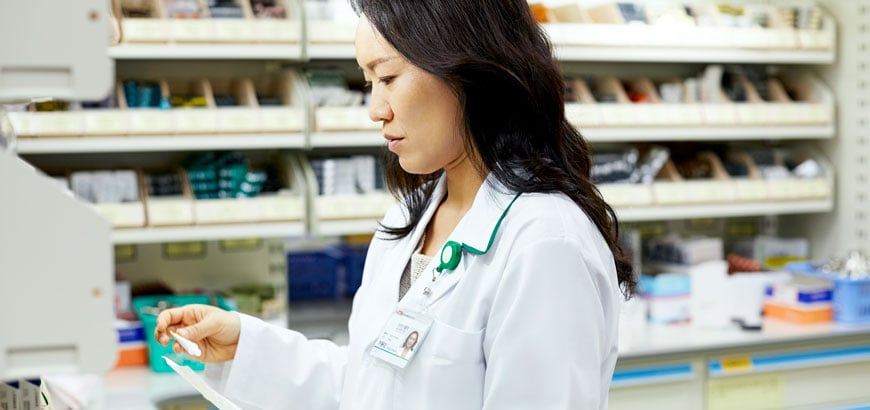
top-left (363, 56), bottom-right (396, 71)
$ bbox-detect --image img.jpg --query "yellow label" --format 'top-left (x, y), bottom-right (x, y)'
top-left (163, 241), bottom-right (206, 259)
top-left (220, 239), bottom-right (262, 252)
top-left (707, 374), bottom-right (783, 410)
top-left (763, 256), bottom-right (807, 269)
top-left (114, 244), bottom-right (137, 263)
top-left (720, 356), bottom-right (753, 372)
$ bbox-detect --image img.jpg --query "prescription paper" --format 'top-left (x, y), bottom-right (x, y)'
top-left (162, 356), bottom-right (242, 410)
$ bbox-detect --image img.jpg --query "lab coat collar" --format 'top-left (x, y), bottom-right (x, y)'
top-left (404, 172), bottom-right (518, 307)
top-left (445, 173), bottom-right (518, 253)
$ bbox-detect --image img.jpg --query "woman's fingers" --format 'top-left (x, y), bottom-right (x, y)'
top-left (155, 306), bottom-right (195, 345)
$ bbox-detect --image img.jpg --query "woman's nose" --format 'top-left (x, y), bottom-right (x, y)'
top-left (368, 92), bottom-right (393, 123)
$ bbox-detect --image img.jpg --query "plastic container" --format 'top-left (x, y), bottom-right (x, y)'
top-left (286, 247), bottom-right (344, 300)
top-left (133, 294), bottom-right (234, 373)
top-left (786, 262), bottom-right (870, 323)
top-left (343, 244), bottom-right (368, 296)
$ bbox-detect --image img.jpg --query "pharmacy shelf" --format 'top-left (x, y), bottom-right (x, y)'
top-left (616, 199), bottom-right (833, 222)
top-left (103, 320), bottom-right (870, 409)
top-left (17, 134), bottom-right (306, 154)
top-left (618, 320), bottom-right (870, 360)
top-left (306, 44), bottom-right (834, 65)
top-left (553, 46), bottom-right (835, 64)
top-left (313, 219), bottom-right (382, 237)
top-left (308, 126), bottom-right (833, 148)
top-left (108, 44), bottom-right (304, 60)
top-left (582, 125), bottom-right (835, 142)
top-left (111, 222), bottom-right (306, 244)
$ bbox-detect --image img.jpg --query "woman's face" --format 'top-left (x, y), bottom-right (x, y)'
top-left (405, 332), bottom-right (418, 348)
top-left (355, 16), bottom-right (467, 174)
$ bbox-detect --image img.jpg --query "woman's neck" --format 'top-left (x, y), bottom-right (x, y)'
top-left (442, 153), bottom-right (485, 212)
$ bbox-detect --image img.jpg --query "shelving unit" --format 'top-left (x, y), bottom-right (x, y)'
top-left (17, 133), bottom-right (306, 154)
top-left (13, 1), bottom-right (868, 408)
top-left (108, 44), bottom-right (304, 60)
top-left (111, 222), bottom-right (306, 244)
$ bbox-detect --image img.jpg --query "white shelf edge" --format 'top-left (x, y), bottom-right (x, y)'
top-left (17, 134), bottom-right (306, 154)
top-left (314, 219), bottom-right (382, 236)
top-left (108, 44), bottom-right (303, 60)
top-left (111, 222), bottom-right (306, 244)
top-left (310, 132), bottom-right (384, 148)
top-left (308, 126), bottom-right (833, 148)
top-left (616, 199), bottom-right (833, 222)
top-left (307, 43), bottom-right (834, 64)
top-left (582, 125), bottom-right (834, 142)
top-left (554, 46), bottom-right (835, 64)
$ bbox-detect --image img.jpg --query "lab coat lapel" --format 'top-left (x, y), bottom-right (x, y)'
top-left (420, 175), bottom-right (518, 305)
top-left (382, 174), bottom-right (447, 303)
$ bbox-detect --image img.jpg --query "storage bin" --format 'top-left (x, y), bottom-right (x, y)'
top-left (286, 247), bottom-right (344, 300)
top-left (343, 244), bottom-right (368, 296)
top-left (786, 262), bottom-right (870, 323)
top-left (132, 294), bottom-right (234, 373)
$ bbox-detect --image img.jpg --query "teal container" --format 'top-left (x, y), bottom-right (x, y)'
top-left (133, 295), bottom-right (234, 373)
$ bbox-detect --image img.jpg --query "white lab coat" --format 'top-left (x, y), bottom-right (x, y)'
top-left (205, 174), bottom-right (622, 409)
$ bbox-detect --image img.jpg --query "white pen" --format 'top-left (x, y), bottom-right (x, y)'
top-left (171, 330), bottom-right (203, 357)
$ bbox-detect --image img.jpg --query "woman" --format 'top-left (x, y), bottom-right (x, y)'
top-left (155, 1), bottom-right (635, 408)
top-left (400, 331), bottom-right (419, 358)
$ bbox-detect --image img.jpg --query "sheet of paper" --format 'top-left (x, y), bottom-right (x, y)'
top-left (162, 356), bottom-right (242, 410)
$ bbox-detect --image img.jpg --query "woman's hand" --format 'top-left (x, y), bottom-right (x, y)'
top-left (155, 304), bottom-right (241, 363)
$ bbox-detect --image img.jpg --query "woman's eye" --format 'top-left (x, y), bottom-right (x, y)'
top-left (379, 76), bottom-right (395, 85)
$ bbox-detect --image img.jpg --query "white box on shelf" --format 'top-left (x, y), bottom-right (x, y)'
top-left (127, 109), bottom-right (175, 134)
top-left (654, 104), bottom-right (703, 126)
top-left (700, 104), bottom-right (739, 125)
top-left (249, 194), bottom-right (305, 221)
top-left (211, 20), bottom-right (259, 42)
top-left (29, 112), bottom-right (86, 136)
top-left (684, 180), bottom-right (737, 203)
top-left (215, 107), bottom-right (261, 133)
top-left (83, 110), bottom-right (130, 135)
top-left (651, 181), bottom-right (692, 205)
top-left (171, 20), bottom-right (215, 42)
top-left (314, 106), bottom-right (378, 132)
top-left (121, 19), bottom-right (171, 43)
top-left (194, 198), bottom-right (260, 224)
top-left (315, 192), bottom-right (394, 220)
top-left (6, 111), bottom-right (32, 136)
top-left (259, 107), bottom-right (305, 132)
top-left (564, 103), bottom-right (601, 127)
top-left (732, 179), bottom-right (769, 202)
top-left (597, 183), bottom-right (653, 207)
top-left (256, 20), bottom-right (301, 43)
top-left (173, 109), bottom-right (217, 134)
top-left (93, 202), bottom-right (147, 228)
top-left (147, 197), bottom-right (195, 226)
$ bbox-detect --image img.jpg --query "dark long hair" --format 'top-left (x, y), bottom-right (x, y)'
top-left (351, 0), bottom-right (635, 297)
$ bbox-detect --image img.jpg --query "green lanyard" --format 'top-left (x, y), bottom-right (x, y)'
top-left (435, 193), bottom-right (522, 273)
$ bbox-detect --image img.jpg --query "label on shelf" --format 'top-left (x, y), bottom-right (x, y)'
top-left (84, 111), bottom-right (129, 135)
top-left (128, 110), bottom-right (175, 134)
top-left (259, 107), bottom-right (305, 132)
top-left (171, 20), bottom-right (215, 42)
top-left (707, 373), bottom-right (783, 410)
top-left (215, 108), bottom-right (261, 132)
top-left (121, 19), bottom-right (171, 42)
top-left (212, 20), bottom-right (258, 42)
top-left (257, 20), bottom-right (301, 43)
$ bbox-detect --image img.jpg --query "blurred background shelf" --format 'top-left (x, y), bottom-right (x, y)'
top-left (108, 44), bottom-right (304, 60)
top-left (616, 199), bottom-right (833, 222)
top-left (17, 134), bottom-right (306, 154)
top-left (111, 222), bottom-right (306, 244)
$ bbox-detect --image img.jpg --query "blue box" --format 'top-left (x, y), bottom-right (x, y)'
top-left (639, 273), bottom-right (691, 297)
top-left (786, 262), bottom-right (870, 323)
top-left (286, 247), bottom-right (344, 300)
top-left (343, 245), bottom-right (368, 296)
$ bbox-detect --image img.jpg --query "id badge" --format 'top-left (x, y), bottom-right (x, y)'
top-left (369, 308), bottom-right (433, 369)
